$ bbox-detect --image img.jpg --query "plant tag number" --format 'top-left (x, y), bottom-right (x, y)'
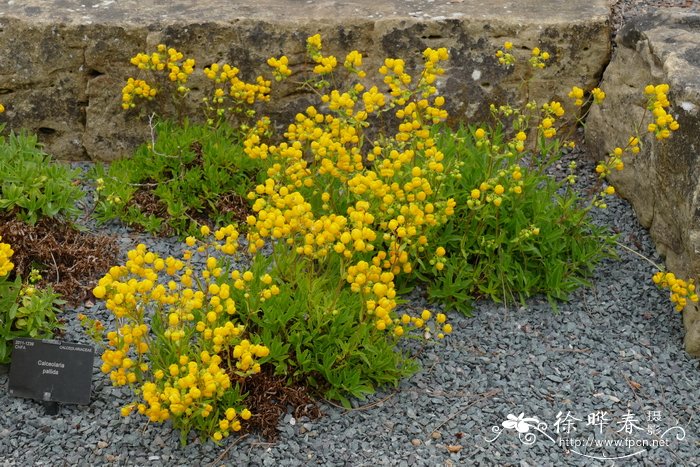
top-left (8, 338), bottom-right (94, 405)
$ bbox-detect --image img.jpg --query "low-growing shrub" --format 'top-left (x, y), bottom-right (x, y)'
top-left (88, 34), bottom-right (690, 444)
top-left (0, 238), bottom-right (63, 364)
top-left (93, 121), bottom-right (263, 237)
top-left (85, 225), bottom-right (442, 444)
top-left (0, 129), bottom-right (83, 225)
top-left (419, 124), bottom-right (615, 313)
top-left (0, 123), bottom-right (119, 302)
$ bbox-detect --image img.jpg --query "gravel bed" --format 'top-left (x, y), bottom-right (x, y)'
top-left (1, 154), bottom-right (697, 466)
top-left (2, 4), bottom-right (700, 466)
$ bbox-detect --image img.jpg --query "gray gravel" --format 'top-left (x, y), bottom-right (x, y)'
top-left (2, 155), bottom-right (698, 466)
top-left (2, 3), bottom-right (700, 466)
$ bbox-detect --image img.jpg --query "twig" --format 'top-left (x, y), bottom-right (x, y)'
top-left (208, 433), bottom-right (249, 467)
top-left (322, 390), bottom-right (397, 412)
top-left (427, 388), bottom-right (501, 437)
top-left (148, 113), bottom-right (180, 159)
top-left (615, 241), bottom-right (662, 270)
top-left (50, 251), bottom-right (60, 283)
top-left (621, 371), bottom-right (641, 402)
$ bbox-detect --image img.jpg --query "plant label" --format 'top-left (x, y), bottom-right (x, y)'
top-left (8, 338), bottom-right (94, 405)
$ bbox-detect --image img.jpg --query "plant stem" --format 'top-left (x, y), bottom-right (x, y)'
top-left (615, 241), bottom-right (662, 271)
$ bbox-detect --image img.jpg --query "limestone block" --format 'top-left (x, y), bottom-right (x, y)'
top-left (585, 11), bottom-right (700, 356)
top-left (0, 0), bottom-right (612, 161)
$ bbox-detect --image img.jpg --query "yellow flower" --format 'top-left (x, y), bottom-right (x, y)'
top-left (591, 87), bottom-right (606, 103)
top-left (93, 285), bottom-right (107, 299)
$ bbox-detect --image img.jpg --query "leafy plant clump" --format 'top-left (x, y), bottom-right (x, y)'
top-left (93, 121), bottom-right (263, 237)
top-left (421, 125), bottom-right (615, 313)
top-left (0, 126), bottom-right (119, 303)
top-left (0, 237), bottom-right (63, 364)
top-left (0, 129), bottom-right (83, 225)
top-left (88, 35), bottom-right (685, 445)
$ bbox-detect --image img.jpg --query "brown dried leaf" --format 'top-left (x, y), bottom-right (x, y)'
top-left (0, 214), bottom-right (119, 304)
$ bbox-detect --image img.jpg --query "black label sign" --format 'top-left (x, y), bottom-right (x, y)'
top-left (8, 338), bottom-right (94, 405)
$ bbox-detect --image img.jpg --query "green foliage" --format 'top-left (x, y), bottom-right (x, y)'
top-left (240, 245), bottom-right (418, 407)
top-left (93, 120), bottom-right (263, 237)
top-left (0, 273), bottom-right (63, 365)
top-left (0, 129), bottom-right (83, 225)
top-left (417, 125), bottom-right (616, 314)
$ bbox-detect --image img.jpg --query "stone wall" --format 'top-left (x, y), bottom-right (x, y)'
top-left (0, 0), bottom-right (613, 161)
top-left (585, 10), bottom-right (700, 356)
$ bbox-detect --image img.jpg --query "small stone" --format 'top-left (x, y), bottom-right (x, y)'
top-left (411, 438), bottom-right (421, 446)
top-left (447, 444), bottom-right (463, 453)
top-left (97, 440), bottom-right (108, 449)
top-left (431, 431), bottom-right (442, 439)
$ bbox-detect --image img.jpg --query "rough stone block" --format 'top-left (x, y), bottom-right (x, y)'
top-left (585, 10), bottom-right (700, 356)
top-left (0, 0), bottom-right (612, 161)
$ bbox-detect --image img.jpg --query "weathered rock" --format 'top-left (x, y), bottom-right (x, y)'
top-left (585, 10), bottom-right (700, 356)
top-left (0, 0), bottom-right (612, 161)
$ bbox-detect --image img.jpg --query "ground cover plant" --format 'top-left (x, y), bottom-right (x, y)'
top-left (92, 121), bottom-right (262, 237)
top-left (0, 119), bottom-right (119, 363)
top-left (93, 45), bottom-right (273, 237)
top-left (0, 236), bottom-right (63, 364)
top-left (85, 35), bottom-right (694, 446)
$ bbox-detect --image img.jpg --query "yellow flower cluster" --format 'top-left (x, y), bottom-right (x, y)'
top-left (92, 228), bottom-right (270, 442)
top-left (203, 63), bottom-right (271, 105)
top-left (594, 136), bottom-right (640, 178)
top-left (134, 354), bottom-right (232, 423)
top-left (267, 55), bottom-right (293, 81)
top-left (645, 84), bottom-right (679, 140)
top-left (653, 271), bottom-right (699, 312)
top-left (122, 45), bottom-right (195, 109)
top-left (121, 78), bottom-right (157, 110)
top-left (495, 41), bottom-right (515, 66)
top-left (568, 86), bottom-right (585, 107)
top-left (567, 86), bottom-right (605, 107)
top-left (130, 45), bottom-right (195, 85)
top-left (344, 50), bottom-right (366, 78)
top-left (398, 310), bottom-right (452, 339)
top-left (306, 34), bottom-right (338, 75)
top-left (212, 406), bottom-right (251, 441)
top-left (539, 115), bottom-right (557, 139)
top-left (528, 47), bottom-right (550, 69)
top-left (0, 236), bottom-right (14, 277)
top-left (241, 36), bottom-right (453, 334)
top-left (591, 87), bottom-right (606, 104)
